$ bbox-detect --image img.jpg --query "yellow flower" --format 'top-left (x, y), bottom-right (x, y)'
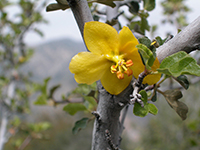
top-left (69, 21), bottom-right (161, 95)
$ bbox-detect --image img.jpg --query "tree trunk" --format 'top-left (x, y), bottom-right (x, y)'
top-left (66, 0), bottom-right (200, 149)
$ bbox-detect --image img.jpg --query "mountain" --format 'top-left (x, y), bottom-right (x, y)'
top-left (22, 38), bottom-right (86, 96)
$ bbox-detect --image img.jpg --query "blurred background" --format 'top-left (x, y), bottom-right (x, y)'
top-left (1, 0), bottom-right (200, 150)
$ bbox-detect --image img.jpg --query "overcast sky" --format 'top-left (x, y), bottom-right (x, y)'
top-left (22, 0), bottom-right (200, 46)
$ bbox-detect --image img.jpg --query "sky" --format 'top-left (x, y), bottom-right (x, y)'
top-left (19, 0), bottom-right (200, 46)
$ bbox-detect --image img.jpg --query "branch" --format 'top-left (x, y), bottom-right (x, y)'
top-left (0, 107), bottom-right (10, 150)
top-left (157, 16), bottom-right (200, 62)
top-left (65, 0), bottom-right (200, 149)
top-left (106, 2), bottom-right (120, 30)
top-left (66, 0), bottom-right (93, 37)
top-left (92, 81), bottom-right (132, 150)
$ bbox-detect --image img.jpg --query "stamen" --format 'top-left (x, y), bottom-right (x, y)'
top-left (109, 56), bottom-right (133, 79)
top-left (124, 68), bottom-right (133, 76)
top-left (151, 41), bottom-right (157, 46)
top-left (111, 65), bottom-right (117, 73)
top-left (117, 71), bottom-right (124, 79)
top-left (121, 65), bottom-right (128, 71)
top-left (126, 59), bottom-right (133, 67)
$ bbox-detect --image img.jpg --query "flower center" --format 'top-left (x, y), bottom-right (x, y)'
top-left (106, 55), bottom-right (133, 79)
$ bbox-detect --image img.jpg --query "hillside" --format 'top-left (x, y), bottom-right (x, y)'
top-left (22, 38), bottom-right (86, 95)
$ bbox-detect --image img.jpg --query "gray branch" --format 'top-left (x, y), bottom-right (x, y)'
top-left (156, 16), bottom-right (200, 62)
top-left (66, 0), bottom-right (93, 37)
top-left (92, 81), bottom-right (132, 150)
top-left (66, 0), bottom-right (200, 149)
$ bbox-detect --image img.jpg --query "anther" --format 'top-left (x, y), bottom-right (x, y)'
top-left (116, 71), bottom-right (124, 79)
top-left (126, 59), bottom-right (133, 67)
top-left (124, 68), bottom-right (133, 76)
top-left (111, 65), bottom-right (117, 73)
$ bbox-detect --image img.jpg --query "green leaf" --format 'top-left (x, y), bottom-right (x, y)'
top-left (63, 103), bottom-right (87, 115)
top-left (46, 0), bottom-right (70, 12)
top-left (49, 84), bottom-right (61, 99)
top-left (148, 103), bottom-right (158, 115)
top-left (72, 118), bottom-right (89, 134)
top-left (128, 1), bottom-right (139, 14)
top-left (34, 95), bottom-right (47, 105)
top-left (138, 37), bottom-right (151, 48)
top-left (93, 14), bottom-right (100, 21)
top-left (95, 0), bottom-right (123, 8)
top-left (133, 90), bottom-right (158, 117)
top-left (11, 117), bottom-right (21, 127)
top-left (141, 16), bottom-right (150, 33)
top-left (41, 77), bottom-right (51, 96)
top-left (151, 90), bottom-right (157, 102)
top-left (187, 120), bottom-right (199, 131)
top-left (84, 96), bottom-right (97, 108)
top-left (157, 51), bottom-right (200, 77)
top-left (155, 36), bottom-right (165, 46)
top-left (128, 21), bottom-right (141, 32)
top-left (136, 44), bottom-right (156, 70)
top-left (163, 89), bottom-right (188, 120)
top-left (33, 28), bottom-right (44, 37)
top-left (72, 83), bottom-right (97, 96)
top-left (143, 0), bottom-right (156, 11)
top-left (173, 75), bottom-right (189, 90)
top-left (29, 122), bottom-right (51, 132)
top-left (46, 3), bottom-right (69, 12)
top-left (133, 103), bottom-right (149, 117)
top-left (96, 1), bottom-right (116, 7)
top-left (133, 90), bottom-right (149, 117)
top-left (140, 90), bottom-right (148, 103)
top-left (56, 0), bottom-right (68, 5)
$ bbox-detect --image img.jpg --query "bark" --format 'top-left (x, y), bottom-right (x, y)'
top-left (0, 80), bottom-right (16, 150)
top-left (156, 16), bottom-right (200, 62)
top-left (66, 0), bottom-right (93, 37)
top-left (66, 0), bottom-right (200, 149)
top-left (92, 81), bottom-right (132, 149)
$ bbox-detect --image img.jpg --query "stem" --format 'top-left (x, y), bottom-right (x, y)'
top-left (157, 89), bottom-right (165, 96)
top-left (66, 0), bottom-right (93, 37)
top-left (18, 135), bottom-right (32, 150)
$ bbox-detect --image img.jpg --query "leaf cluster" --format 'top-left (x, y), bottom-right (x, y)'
top-left (133, 90), bottom-right (158, 117)
top-left (134, 34), bottom-right (200, 120)
top-left (161, 0), bottom-right (190, 28)
top-left (0, 1), bottom-right (50, 148)
top-left (46, 0), bottom-right (123, 12)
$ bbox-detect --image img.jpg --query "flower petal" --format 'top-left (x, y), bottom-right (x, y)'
top-left (119, 26), bottom-right (139, 53)
top-left (143, 57), bottom-right (161, 85)
top-left (122, 42), bottom-right (145, 79)
top-left (69, 52), bottom-right (111, 84)
top-left (84, 21), bottom-right (119, 55)
top-left (101, 67), bottom-right (132, 95)
top-left (121, 41), bottom-right (161, 85)
top-left (129, 53), bottom-right (145, 80)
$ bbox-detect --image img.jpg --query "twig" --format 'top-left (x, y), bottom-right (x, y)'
top-left (130, 71), bottom-right (147, 106)
top-left (164, 35), bottom-right (174, 43)
top-left (92, 111), bottom-right (101, 123)
top-left (106, 11), bottom-right (124, 26)
top-left (18, 135), bottom-right (32, 150)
